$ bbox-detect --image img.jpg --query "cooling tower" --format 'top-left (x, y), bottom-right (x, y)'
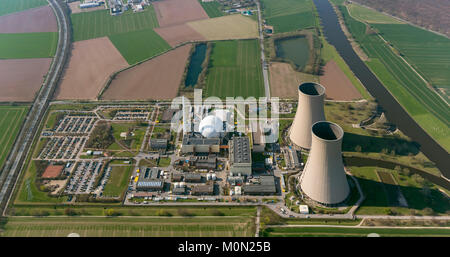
top-left (300, 121), bottom-right (350, 205)
top-left (289, 82), bottom-right (326, 149)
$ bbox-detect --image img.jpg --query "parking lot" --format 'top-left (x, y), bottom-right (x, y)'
top-left (64, 161), bottom-right (103, 195)
top-left (113, 110), bottom-right (150, 121)
top-left (38, 136), bottom-right (87, 160)
top-left (55, 116), bottom-right (97, 134)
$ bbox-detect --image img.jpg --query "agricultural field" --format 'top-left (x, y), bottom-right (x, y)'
top-left (262, 226), bottom-right (450, 237)
top-left (102, 44), bottom-right (191, 100)
top-left (0, 0), bottom-right (47, 17)
top-left (54, 37), bottom-right (129, 100)
top-left (0, 216), bottom-right (255, 237)
top-left (187, 14), bottom-right (258, 41)
top-left (109, 28), bottom-right (171, 65)
top-left (339, 5), bottom-right (450, 151)
top-left (347, 3), bottom-right (404, 24)
top-left (70, 8), bottom-right (160, 42)
top-left (0, 32), bottom-right (58, 58)
top-left (205, 39), bottom-right (265, 98)
top-left (153, 0), bottom-right (208, 27)
top-left (155, 23), bottom-right (206, 47)
top-left (0, 58), bottom-right (52, 102)
top-left (319, 60), bottom-right (362, 100)
top-left (269, 62), bottom-right (318, 99)
top-left (0, 5), bottom-right (57, 33)
top-left (261, 0), bottom-right (315, 33)
top-left (370, 23), bottom-right (450, 92)
top-left (0, 105), bottom-right (28, 171)
top-left (102, 165), bottom-right (133, 198)
top-left (198, 0), bottom-right (223, 18)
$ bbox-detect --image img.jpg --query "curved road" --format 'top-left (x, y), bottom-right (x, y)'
top-left (0, 0), bottom-right (70, 214)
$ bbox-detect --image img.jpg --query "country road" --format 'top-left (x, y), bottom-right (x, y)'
top-left (0, 0), bottom-right (70, 214)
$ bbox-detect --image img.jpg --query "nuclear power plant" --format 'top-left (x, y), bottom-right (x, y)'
top-left (289, 82), bottom-right (326, 149)
top-left (299, 121), bottom-right (350, 205)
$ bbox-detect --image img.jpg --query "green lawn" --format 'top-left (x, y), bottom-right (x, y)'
top-left (349, 166), bottom-right (450, 216)
top-left (110, 122), bottom-right (147, 152)
top-left (1, 216), bottom-right (255, 237)
top-left (158, 157), bottom-right (171, 167)
top-left (0, 32), bottom-right (58, 58)
top-left (0, 105), bottom-right (28, 171)
top-left (198, 0), bottom-right (223, 18)
top-left (15, 161), bottom-right (67, 204)
top-left (261, 0), bottom-right (315, 33)
top-left (347, 3), bottom-right (403, 24)
top-left (339, 5), bottom-right (450, 151)
top-left (71, 8), bottom-right (160, 42)
top-left (205, 39), bottom-right (265, 98)
top-left (108, 28), bottom-right (171, 65)
top-left (0, 0), bottom-right (47, 16)
top-left (103, 165), bottom-right (133, 197)
top-left (263, 226), bottom-right (450, 237)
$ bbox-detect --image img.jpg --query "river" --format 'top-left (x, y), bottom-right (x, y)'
top-left (313, 0), bottom-right (449, 178)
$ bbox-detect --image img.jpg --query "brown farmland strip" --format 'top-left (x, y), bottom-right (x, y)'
top-left (155, 23), bottom-right (206, 47)
top-left (54, 37), bottom-right (128, 100)
top-left (153, 0), bottom-right (209, 27)
top-left (319, 60), bottom-right (362, 100)
top-left (101, 44), bottom-right (192, 100)
top-left (0, 58), bottom-right (52, 102)
top-left (0, 5), bottom-right (57, 33)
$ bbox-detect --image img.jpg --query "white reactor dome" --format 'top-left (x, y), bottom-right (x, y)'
top-left (199, 115), bottom-right (224, 138)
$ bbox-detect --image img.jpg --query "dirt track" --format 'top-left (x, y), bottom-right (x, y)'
top-left (0, 5), bottom-right (57, 33)
top-left (153, 0), bottom-right (208, 27)
top-left (319, 60), bottom-right (362, 100)
top-left (0, 58), bottom-right (52, 102)
top-left (269, 62), bottom-right (318, 99)
top-left (102, 44), bottom-right (191, 100)
top-left (54, 37), bottom-right (128, 100)
top-left (155, 23), bottom-right (206, 47)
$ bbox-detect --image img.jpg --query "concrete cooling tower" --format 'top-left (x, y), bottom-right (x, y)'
top-left (300, 121), bottom-right (350, 205)
top-left (289, 82), bottom-right (326, 149)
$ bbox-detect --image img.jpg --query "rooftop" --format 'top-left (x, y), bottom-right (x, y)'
top-left (230, 136), bottom-right (251, 164)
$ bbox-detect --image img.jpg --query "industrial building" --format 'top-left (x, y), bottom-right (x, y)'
top-left (189, 155), bottom-right (217, 170)
top-left (242, 176), bottom-right (276, 195)
top-left (229, 136), bottom-right (252, 176)
top-left (184, 173), bottom-right (203, 183)
top-left (191, 184), bottom-right (214, 196)
top-left (172, 173), bottom-right (183, 182)
top-left (136, 167), bottom-right (164, 192)
top-left (300, 121), bottom-right (350, 205)
top-left (181, 133), bottom-right (220, 154)
top-left (289, 82), bottom-right (326, 149)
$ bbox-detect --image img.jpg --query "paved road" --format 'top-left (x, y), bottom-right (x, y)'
top-left (0, 0), bottom-right (70, 214)
top-left (256, 1), bottom-right (270, 99)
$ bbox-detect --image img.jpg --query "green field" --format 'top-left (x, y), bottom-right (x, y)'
top-left (339, 5), bottom-right (450, 151)
top-left (1, 216), bottom-right (255, 237)
top-left (71, 8), bottom-right (160, 42)
top-left (0, 105), bottom-right (28, 171)
top-left (262, 226), bottom-right (450, 237)
top-left (205, 39), bottom-right (265, 98)
top-left (371, 23), bottom-right (450, 91)
top-left (0, 0), bottom-right (47, 16)
top-left (102, 165), bottom-right (133, 197)
top-left (0, 32), bottom-right (58, 58)
top-left (198, 0), bottom-right (223, 18)
top-left (349, 166), bottom-right (450, 216)
top-left (261, 0), bottom-right (315, 33)
top-left (347, 3), bottom-right (403, 24)
top-left (109, 28), bottom-right (171, 65)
